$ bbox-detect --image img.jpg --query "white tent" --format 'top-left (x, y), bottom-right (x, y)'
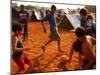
top-left (59, 13), bottom-right (80, 30)
top-left (34, 10), bottom-right (46, 20)
top-left (66, 14), bottom-right (80, 29)
top-left (34, 10), bottom-right (42, 20)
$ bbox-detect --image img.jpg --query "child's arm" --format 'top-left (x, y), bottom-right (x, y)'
top-left (56, 17), bottom-right (63, 25)
top-left (68, 48), bottom-right (74, 63)
top-left (91, 37), bottom-right (96, 46)
top-left (41, 15), bottom-right (49, 33)
top-left (26, 11), bottom-right (29, 21)
top-left (12, 37), bottom-right (30, 52)
top-left (68, 41), bottom-right (76, 63)
top-left (57, 16), bottom-right (63, 22)
top-left (41, 21), bottom-right (47, 33)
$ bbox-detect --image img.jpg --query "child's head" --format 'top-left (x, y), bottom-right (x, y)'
top-left (12, 23), bottom-right (23, 36)
top-left (80, 8), bottom-right (88, 16)
top-left (32, 10), bottom-right (35, 14)
top-left (20, 5), bottom-right (24, 11)
top-left (51, 5), bottom-right (56, 13)
top-left (75, 27), bottom-right (86, 41)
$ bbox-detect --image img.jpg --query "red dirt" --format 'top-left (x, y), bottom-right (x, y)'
top-left (12, 22), bottom-right (95, 74)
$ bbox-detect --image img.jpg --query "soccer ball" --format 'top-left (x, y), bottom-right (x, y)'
top-left (60, 55), bottom-right (69, 62)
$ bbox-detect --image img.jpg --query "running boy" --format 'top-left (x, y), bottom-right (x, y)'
top-left (41, 5), bottom-right (62, 52)
top-left (12, 24), bottom-right (33, 74)
top-left (68, 27), bottom-right (96, 70)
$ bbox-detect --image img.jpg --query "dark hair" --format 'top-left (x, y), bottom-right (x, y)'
top-left (12, 23), bottom-right (22, 32)
top-left (20, 5), bottom-right (24, 8)
top-left (80, 8), bottom-right (88, 16)
top-left (75, 27), bottom-right (86, 37)
top-left (51, 5), bottom-right (56, 10)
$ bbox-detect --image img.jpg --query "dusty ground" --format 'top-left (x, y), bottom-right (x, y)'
top-left (12, 22), bottom-right (96, 74)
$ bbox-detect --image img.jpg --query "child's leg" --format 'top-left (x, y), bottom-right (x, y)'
top-left (23, 23), bottom-right (28, 40)
top-left (78, 53), bottom-right (83, 69)
top-left (57, 40), bottom-right (62, 51)
top-left (82, 50), bottom-right (96, 69)
top-left (41, 39), bottom-right (53, 52)
top-left (13, 57), bottom-right (25, 73)
top-left (83, 57), bottom-right (96, 69)
top-left (45, 39), bottom-right (53, 46)
top-left (25, 23), bottom-right (28, 39)
top-left (23, 24), bottom-right (25, 40)
top-left (24, 54), bottom-right (33, 72)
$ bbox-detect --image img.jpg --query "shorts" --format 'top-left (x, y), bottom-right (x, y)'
top-left (49, 31), bottom-right (61, 41)
top-left (13, 54), bottom-right (30, 70)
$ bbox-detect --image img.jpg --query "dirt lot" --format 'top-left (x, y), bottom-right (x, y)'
top-left (12, 22), bottom-right (96, 74)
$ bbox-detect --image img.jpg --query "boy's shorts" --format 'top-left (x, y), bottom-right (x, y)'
top-left (13, 54), bottom-right (30, 70)
top-left (49, 31), bottom-right (61, 41)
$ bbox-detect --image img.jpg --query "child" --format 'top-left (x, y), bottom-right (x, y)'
top-left (31, 10), bottom-right (38, 22)
top-left (18, 5), bottom-right (29, 40)
top-left (80, 8), bottom-right (88, 29)
top-left (12, 24), bottom-right (33, 74)
top-left (68, 27), bottom-right (96, 70)
top-left (86, 14), bottom-right (96, 37)
top-left (41, 5), bottom-right (62, 52)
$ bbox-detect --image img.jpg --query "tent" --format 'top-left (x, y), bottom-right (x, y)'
top-left (35, 10), bottom-right (42, 20)
top-left (31, 9), bottom-right (46, 21)
top-left (58, 14), bottom-right (80, 31)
